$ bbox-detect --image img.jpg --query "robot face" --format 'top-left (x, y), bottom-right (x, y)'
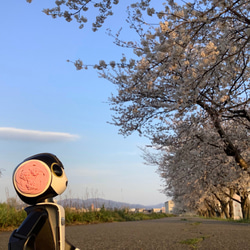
top-left (50, 162), bottom-right (68, 196)
top-left (13, 153), bottom-right (68, 204)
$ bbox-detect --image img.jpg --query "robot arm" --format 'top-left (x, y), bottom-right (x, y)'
top-left (8, 207), bottom-right (48, 250)
top-left (9, 205), bottom-right (80, 250)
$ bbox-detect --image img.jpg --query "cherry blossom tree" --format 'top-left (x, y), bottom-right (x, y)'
top-left (28, 0), bottom-right (250, 215)
top-left (124, 2), bottom-right (247, 162)
top-left (41, 0), bottom-right (120, 31)
top-left (29, 1), bottom-right (250, 155)
top-left (75, 0), bottom-right (249, 172)
top-left (27, 0), bottom-right (153, 31)
top-left (143, 116), bottom-right (250, 217)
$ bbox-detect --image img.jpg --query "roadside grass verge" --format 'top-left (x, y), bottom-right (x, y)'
top-left (194, 216), bottom-right (250, 227)
top-left (0, 203), bottom-right (26, 231)
top-left (198, 216), bottom-right (250, 224)
top-left (65, 206), bottom-right (175, 225)
top-left (0, 203), bottom-right (175, 231)
top-left (232, 218), bottom-right (250, 224)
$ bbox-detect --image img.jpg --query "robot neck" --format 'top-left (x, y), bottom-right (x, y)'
top-left (44, 198), bottom-right (55, 203)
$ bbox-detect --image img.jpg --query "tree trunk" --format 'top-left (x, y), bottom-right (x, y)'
top-left (221, 201), bottom-right (230, 219)
top-left (204, 199), bottom-right (217, 217)
top-left (229, 188), bottom-right (234, 219)
top-left (197, 100), bottom-right (249, 171)
top-left (241, 193), bottom-right (250, 219)
top-left (212, 192), bottom-right (230, 218)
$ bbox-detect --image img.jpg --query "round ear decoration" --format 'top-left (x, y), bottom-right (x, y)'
top-left (13, 153), bottom-right (68, 205)
top-left (14, 160), bottom-right (51, 197)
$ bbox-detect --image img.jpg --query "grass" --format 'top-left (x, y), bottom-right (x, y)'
top-left (231, 218), bottom-right (250, 224)
top-left (0, 203), bottom-right (175, 231)
top-left (179, 236), bottom-right (207, 249)
top-left (199, 216), bottom-right (229, 221)
top-left (0, 203), bottom-right (26, 231)
top-left (199, 216), bottom-right (250, 224)
top-left (190, 221), bottom-right (202, 226)
top-left (65, 206), bottom-right (175, 225)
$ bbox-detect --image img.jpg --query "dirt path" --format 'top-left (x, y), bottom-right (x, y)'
top-left (1, 217), bottom-right (250, 249)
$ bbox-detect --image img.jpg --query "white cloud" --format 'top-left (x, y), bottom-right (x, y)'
top-left (0, 127), bottom-right (79, 142)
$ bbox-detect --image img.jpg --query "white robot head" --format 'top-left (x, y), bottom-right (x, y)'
top-left (13, 153), bottom-right (68, 205)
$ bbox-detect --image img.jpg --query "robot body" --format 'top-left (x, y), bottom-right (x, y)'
top-left (8, 153), bottom-right (79, 250)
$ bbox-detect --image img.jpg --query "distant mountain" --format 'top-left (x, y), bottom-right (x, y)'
top-left (58, 198), bottom-right (164, 209)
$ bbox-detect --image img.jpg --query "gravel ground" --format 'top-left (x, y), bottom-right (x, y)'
top-left (2, 217), bottom-right (250, 249)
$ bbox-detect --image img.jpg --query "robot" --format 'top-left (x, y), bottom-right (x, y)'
top-left (8, 153), bottom-right (80, 250)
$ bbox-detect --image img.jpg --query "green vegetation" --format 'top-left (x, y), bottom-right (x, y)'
top-left (199, 215), bottom-right (243, 223)
top-left (0, 203), bottom-right (26, 231)
top-left (232, 218), bottom-right (250, 224)
top-left (190, 222), bottom-right (202, 226)
top-left (65, 206), bottom-right (175, 225)
top-left (179, 237), bottom-right (206, 249)
top-left (0, 203), bottom-right (175, 231)
top-left (196, 215), bottom-right (250, 225)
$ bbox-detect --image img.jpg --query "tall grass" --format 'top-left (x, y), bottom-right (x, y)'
top-left (0, 203), bottom-right (26, 230)
top-left (65, 206), bottom-right (173, 225)
top-left (0, 202), bottom-right (174, 231)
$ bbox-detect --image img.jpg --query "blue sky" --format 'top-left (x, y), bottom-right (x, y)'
top-left (0, 0), bottom-right (168, 206)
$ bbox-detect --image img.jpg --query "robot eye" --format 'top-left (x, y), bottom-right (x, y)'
top-left (51, 163), bottom-right (63, 177)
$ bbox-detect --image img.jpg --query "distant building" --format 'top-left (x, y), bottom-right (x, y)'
top-left (136, 208), bottom-right (145, 213)
top-left (165, 200), bottom-right (175, 214)
top-left (144, 209), bottom-right (153, 214)
top-left (152, 208), bottom-right (162, 213)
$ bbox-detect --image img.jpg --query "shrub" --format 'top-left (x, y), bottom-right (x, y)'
top-left (0, 203), bottom-right (26, 230)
